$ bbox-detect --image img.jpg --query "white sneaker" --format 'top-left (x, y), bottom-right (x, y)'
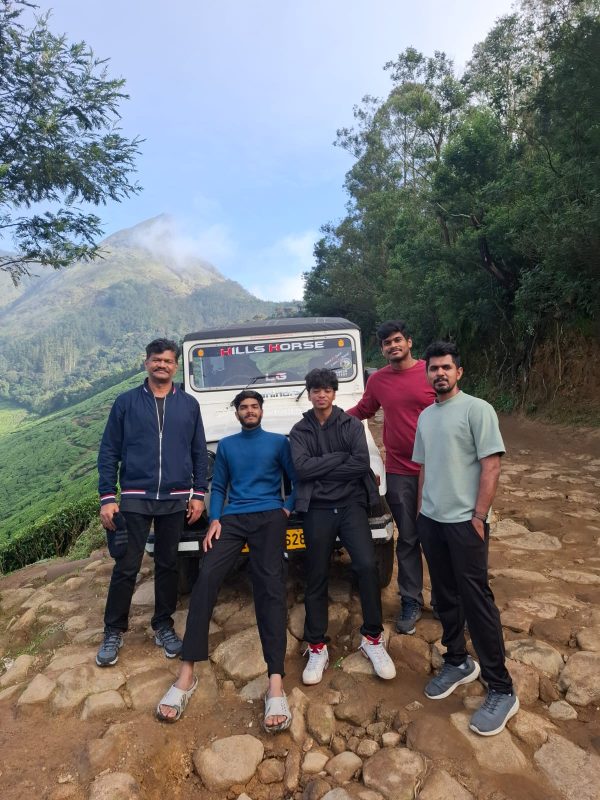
top-left (359, 635), bottom-right (396, 679)
top-left (302, 644), bottom-right (329, 685)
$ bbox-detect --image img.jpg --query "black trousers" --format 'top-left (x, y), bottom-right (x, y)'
top-left (302, 505), bottom-right (383, 644)
top-left (104, 510), bottom-right (184, 633)
top-left (417, 514), bottom-right (512, 693)
top-left (182, 510), bottom-right (288, 676)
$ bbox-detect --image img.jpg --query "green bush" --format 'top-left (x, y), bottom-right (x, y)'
top-left (67, 516), bottom-right (106, 561)
top-left (0, 494), bottom-right (98, 573)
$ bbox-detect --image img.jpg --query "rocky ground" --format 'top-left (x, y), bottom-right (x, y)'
top-left (1, 414), bottom-right (600, 800)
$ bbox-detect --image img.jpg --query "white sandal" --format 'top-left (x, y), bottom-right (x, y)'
top-left (156, 676), bottom-right (198, 722)
top-left (263, 691), bottom-right (292, 733)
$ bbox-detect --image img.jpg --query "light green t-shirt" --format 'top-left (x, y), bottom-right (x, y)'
top-left (412, 391), bottom-right (505, 523)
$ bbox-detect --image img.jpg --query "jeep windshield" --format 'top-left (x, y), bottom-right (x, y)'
top-left (189, 334), bottom-right (358, 390)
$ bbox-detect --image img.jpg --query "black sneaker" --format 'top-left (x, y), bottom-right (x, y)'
top-left (96, 629), bottom-right (124, 667)
top-left (154, 626), bottom-right (183, 658)
top-left (395, 599), bottom-right (422, 635)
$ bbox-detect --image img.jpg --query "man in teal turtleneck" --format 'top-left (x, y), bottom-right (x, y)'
top-left (156, 390), bottom-right (296, 732)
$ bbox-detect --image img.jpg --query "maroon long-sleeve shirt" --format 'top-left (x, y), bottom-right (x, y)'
top-left (346, 360), bottom-right (436, 476)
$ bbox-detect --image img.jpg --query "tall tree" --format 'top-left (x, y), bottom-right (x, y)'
top-left (0, 1), bottom-right (140, 282)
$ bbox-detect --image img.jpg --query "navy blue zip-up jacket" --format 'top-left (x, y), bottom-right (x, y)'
top-left (98, 379), bottom-right (208, 506)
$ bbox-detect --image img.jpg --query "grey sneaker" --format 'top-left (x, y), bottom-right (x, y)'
top-left (154, 626), bottom-right (183, 658)
top-left (96, 629), bottom-right (124, 667)
top-left (395, 600), bottom-right (422, 635)
top-left (424, 656), bottom-right (481, 699)
top-left (469, 690), bottom-right (519, 736)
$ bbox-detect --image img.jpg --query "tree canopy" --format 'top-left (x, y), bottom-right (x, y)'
top-left (0, 0), bottom-right (140, 282)
top-left (303, 0), bottom-right (600, 411)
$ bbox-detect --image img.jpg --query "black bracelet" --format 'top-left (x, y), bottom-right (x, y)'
top-left (473, 512), bottom-right (487, 522)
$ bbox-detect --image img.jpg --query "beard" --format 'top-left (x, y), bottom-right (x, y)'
top-left (240, 416), bottom-right (261, 429)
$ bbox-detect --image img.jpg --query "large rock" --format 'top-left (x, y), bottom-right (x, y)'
top-left (0, 654), bottom-right (35, 687)
top-left (558, 651), bottom-right (600, 705)
top-left (285, 744), bottom-right (302, 792)
top-left (506, 531), bottom-right (561, 551)
top-left (489, 568), bottom-right (549, 583)
top-left (576, 627), bottom-right (600, 652)
top-left (288, 604), bottom-right (306, 639)
top-left (418, 769), bottom-right (473, 800)
top-left (406, 714), bottom-right (473, 761)
top-left (17, 673), bottom-right (56, 706)
top-left (362, 748), bottom-right (425, 800)
top-left (334, 695), bottom-right (376, 726)
top-left (507, 708), bottom-right (557, 748)
top-left (0, 587), bottom-right (35, 611)
top-left (303, 751), bottom-right (331, 774)
top-left (193, 734), bottom-right (264, 791)
top-left (89, 772), bottom-right (140, 799)
top-left (288, 687), bottom-right (309, 745)
top-left (307, 702), bottom-right (336, 745)
top-left (325, 752), bottom-right (363, 783)
top-left (81, 690), bottom-right (126, 719)
top-left (450, 712), bottom-right (528, 773)
top-left (549, 569), bottom-right (600, 585)
top-left (506, 599), bottom-right (558, 620)
top-left (534, 733), bottom-right (600, 800)
top-left (340, 652), bottom-right (374, 676)
top-left (46, 648), bottom-right (96, 675)
top-left (211, 626), bottom-right (267, 681)
top-left (257, 757), bottom-right (285, 784)
top-left (548, 700), bottom-right (578, 720)
top-left (504, 639), bottom-right (564, 679)
top-left (239, 673), bottom-right (269, 701)
top-left (505, 658), bottom-right (539, 705)
top-left (388, 634), bottom-right (431, 673)
top-left (131, 580), bottom-right (154, 605)
top-left (52, 665), bottom-right (126, 711)
top-left (491, 519), bottom-right (530, 539)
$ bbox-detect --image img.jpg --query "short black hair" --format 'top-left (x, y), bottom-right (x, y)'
top-left (305, 368), bottom-right (338, 392)
top-left (232, 389), bottom-right (264, 409)
top-left (423, 340), bottom-right (461, 368)
top-left (376, 320), bottom-right (411, 344)
top-left (146, 338), bottom-right (180, 361)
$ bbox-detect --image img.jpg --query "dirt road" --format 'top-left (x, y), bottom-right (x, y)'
top-left (0, 414), bottom-right (599, 800)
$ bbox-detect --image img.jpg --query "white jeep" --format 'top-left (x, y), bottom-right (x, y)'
top-left (148, 317), bottom-right (395, 590)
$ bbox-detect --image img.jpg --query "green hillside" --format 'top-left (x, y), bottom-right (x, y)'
top-left (0, 371), bottom-right (143, 571)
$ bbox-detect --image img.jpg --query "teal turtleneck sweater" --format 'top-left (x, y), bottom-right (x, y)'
top-left (209, 425), bottom-right (296, 520)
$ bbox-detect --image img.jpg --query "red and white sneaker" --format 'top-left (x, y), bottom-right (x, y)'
top-left (359, 634), bottom-right (396, 679)
top-left (302, 643), bottom-right (329, 685)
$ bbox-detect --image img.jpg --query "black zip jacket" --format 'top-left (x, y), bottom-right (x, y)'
top-left (98, 379), bottom-right (208, 506)
top-left (290, 406), bottom-right (379, 513)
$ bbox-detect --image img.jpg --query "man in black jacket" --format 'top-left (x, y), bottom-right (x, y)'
top-left (290, 368), bottom-right (395, 685)
top-left (96, 338), bottom-right (208, 667)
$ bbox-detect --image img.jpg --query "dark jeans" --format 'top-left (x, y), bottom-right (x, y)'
top-left (417, 514), bottom-right (512, 693)
top-left (387, 473), bottom-right (425, 605)
top-left (302, 504), bottom-right (382, 644)
top-left (104, 509), bottom-right (184, 633)
top-left (182, 510), bottom-right (288, 676)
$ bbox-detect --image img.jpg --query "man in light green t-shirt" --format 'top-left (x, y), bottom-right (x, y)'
top-left (412, 341), bottom-right (518, 737)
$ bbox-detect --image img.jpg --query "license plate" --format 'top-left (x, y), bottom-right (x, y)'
top-left (286, 528), bottom-right (305, 550)
top-left (240, 528), bottom-right (305, 553)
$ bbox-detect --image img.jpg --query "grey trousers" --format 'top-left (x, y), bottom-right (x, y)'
top-left (386, 473), bottom-right (427, 606)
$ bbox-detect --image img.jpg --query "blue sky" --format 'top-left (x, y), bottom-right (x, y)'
top-left (36, 1), bottom-right (516, 300)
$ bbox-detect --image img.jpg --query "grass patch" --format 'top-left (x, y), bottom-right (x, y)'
top-left (67, 518), bottom-right (106, 560)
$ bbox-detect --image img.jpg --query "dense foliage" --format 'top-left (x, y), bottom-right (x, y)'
top-left (304, 0), bottom-right (600, 411)
top-left (0, 371), bottom-right (142, 570)
top-left (0, 0), bottom-right (140, 282)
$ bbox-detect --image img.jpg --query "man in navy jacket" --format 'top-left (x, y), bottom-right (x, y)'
top-left (96, 338), bottom-right (207, 667)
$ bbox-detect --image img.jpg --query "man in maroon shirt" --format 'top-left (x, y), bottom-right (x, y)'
top-left (347, 321), bottom-right (436, 634)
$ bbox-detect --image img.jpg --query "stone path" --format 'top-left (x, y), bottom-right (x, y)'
top-left (0, 415), bottom-right (599, 799)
